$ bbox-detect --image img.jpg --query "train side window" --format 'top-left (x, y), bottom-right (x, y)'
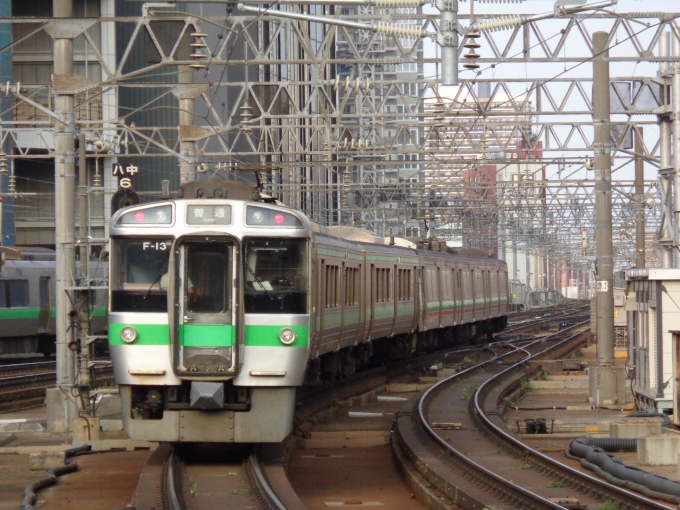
top-left (379, 268), bottom-right (391, 303)
top-left (0, 280), bottom-right (29, 308)
top-left (398, 269), bottom-right (412, 301)
top-left (345, 267), bottom-right (359, 306)
top-left (326, 265), bottom-right (339, 308)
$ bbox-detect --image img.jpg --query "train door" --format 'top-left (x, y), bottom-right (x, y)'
top-left (174, 239), bottom-right (236, 375)
top-left (37, 276), bottom-right (51, 334)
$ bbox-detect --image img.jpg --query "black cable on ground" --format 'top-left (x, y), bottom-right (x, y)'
top-left (566, 438), bottom-right (680, 504)
top-left (21, 444), bottom-right (92, 510)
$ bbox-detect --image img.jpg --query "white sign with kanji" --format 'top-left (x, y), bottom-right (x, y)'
top-left (113, 163), bottom-right (139, 189)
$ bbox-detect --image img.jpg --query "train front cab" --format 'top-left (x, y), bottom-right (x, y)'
top-left (110, 200), bottom-right (312, 443)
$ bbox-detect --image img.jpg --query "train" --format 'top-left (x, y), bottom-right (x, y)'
top-left (109, 180), bottom-right (509, 443)
top-left (0, 247), bottom-right (108, 357)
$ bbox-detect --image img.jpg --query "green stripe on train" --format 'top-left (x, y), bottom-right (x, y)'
top-left (109, 324), bottom-right (309, 347)
top-left (245, 325), bottom-right (309, 347)
top-left (0, 308), bottom-right (41, 320)
top-left (109, 323), bottom-right (169, 346)
top-left (0, 307), bottom-right (108, 321)
top-left (179, 324), bottom-right (235, 347)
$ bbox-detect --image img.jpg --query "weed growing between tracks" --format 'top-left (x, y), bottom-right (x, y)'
top-left (598, 502), bottom-right (619, 510)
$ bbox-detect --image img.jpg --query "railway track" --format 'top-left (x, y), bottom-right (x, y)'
top-left (0, 361), bottom-right (114, 412)
top-left (394, 320), bottom-right (672, 510)
top-left (134, 302), bottom-right (598, 510)
top-left (137, 444), bottom-right (292, 510)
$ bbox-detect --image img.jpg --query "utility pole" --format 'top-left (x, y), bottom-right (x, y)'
top-left (51, 0), bottom-right (77, 432)
top-left (589, 31), bottom-right (625, 406)
top-left (634, 127), bottom-right (645, 269)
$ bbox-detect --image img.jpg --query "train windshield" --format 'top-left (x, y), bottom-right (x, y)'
top-left (243, 239), bottom-right (308, 314)
top-left (110, 238), bottom-right (172, 313)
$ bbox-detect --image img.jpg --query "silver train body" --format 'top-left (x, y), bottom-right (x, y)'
top-left (0, 251), bottom-right (107, 357)
top-left (109, 194), bottom-right (509, 443)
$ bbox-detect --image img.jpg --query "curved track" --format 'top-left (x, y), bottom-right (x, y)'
top-left (408, 322), bottom-right (671, 510)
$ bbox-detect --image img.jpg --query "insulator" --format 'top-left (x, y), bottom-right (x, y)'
top-left (477, 0), bottom-right (522, 3)
top-left (8, 173), bottom-right (15, 194)
top-left (372, 0), bottom-right (422, 7)
top-left (191, 42), bottom-right (208, 49)
top-left (240, 104), bottom-right (253, 120)
top-left (464, 40), bottom-right (480, 49)
top-left (191, 31), bottom-right (208, 38)
top-left (474, 15), bottom-right (523, 32)
top-left (93, 140), bottom-right (110, 154)
top-left (190, 64), bottom-right (206, 69)
top-left (373, 21), bottom-right (424, 39)
top-left (0, 153), bottom-right (7, 175)
top-left (190, 53), bottom-right (207, 59)
top-left (197, 163), bottom-right (209, 173)
top-left (93, 168), bottom-right (102, 188)
top-left (464, 49), bottom-right (480, 60)
top-left (463, 61), bottom-right (480, 70)
top-left (466, 31), bottom-right (480, 39)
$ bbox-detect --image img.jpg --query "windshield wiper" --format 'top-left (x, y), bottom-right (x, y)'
top-left (245, 261), bottom-right (274, 301)
top-left (144, 260), bottom-right (170, 299)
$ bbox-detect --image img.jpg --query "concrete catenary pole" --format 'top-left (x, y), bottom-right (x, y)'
top-left (658, 31), bottom-right (673, 268)
top-left (437, 0), bottom-right (458, 86)
top-left (589, 31), bottom-right (625, 405)
top-left (634, 127), bottom-right (645, 269)
top-left (53, 0), bottom-right (77, 428)
top-left (593, 31), bottom-right (614, 365)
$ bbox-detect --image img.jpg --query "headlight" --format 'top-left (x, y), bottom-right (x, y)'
top-left (278, 328), bottom-right (296, 345)
top-left (120, 326), bottom-right (138, 344)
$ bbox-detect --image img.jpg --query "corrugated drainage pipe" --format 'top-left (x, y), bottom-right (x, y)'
top-left (566, 438), bottom-right (680, 504)
top-left (21, 444), bottom-right (92, 510)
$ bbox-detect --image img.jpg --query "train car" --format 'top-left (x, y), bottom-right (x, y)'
top-left (0, 248), bottom-right (108, 357)
top-left (108, 180), bottom-right (508, 443)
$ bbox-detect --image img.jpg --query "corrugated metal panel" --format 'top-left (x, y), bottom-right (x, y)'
top-left (1, 0), bottom-right (14, 245)
top-left (116, 0), bottom-right (180, 196)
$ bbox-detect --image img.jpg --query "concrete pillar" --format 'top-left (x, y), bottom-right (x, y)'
top-left (53, 0), bottom-right (77, 431)
top-left (589, 31), bottom-right (625, 405)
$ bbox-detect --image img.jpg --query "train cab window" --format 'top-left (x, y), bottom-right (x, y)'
top-left (243, 239), bottom-right (308, 314)
top-left (110, 238), bottom-right (172, 312)
top-left (0, 280), bottom-right (29, 308)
